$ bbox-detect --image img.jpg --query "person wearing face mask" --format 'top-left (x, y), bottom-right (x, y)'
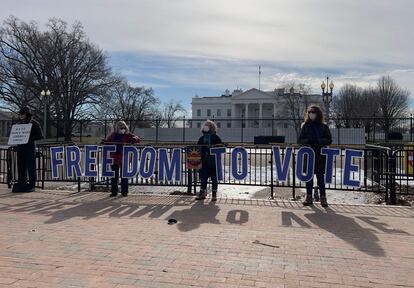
top-left (13, 107), bottom-right (43, 193)
top-left (298, 105), bottom-right (332, 207)
top-left (105, 121), bottom-right (140, 197)
top-left (196, 120), bottom-right (223, 201)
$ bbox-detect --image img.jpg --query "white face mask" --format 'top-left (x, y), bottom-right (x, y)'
top-left (119, 128), bottom-right (126, 134)
top-left (309, 113), bottom-right (317, 121)
top-left (202, 125), bottom-right (210, 132)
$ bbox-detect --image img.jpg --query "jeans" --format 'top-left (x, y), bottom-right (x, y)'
top-left (111, 164), bottom-right (129, 194)
top-left (306, 174), bottom-right (326, 198)
top-left (199, 167), bottom-right (218, 191)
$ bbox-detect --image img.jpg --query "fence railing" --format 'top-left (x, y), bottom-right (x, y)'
top-left (2, 144), bottom-right (413, 203)
top-left (2, 116), bottom-right (414, 145)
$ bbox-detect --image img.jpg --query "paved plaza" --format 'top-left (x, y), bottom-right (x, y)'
top-left (0, 186), bottom-right (413, 288)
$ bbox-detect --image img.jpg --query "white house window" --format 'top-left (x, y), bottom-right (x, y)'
top-left (217, 122), bottom-right (221, 128)
top-left (197, 109), bottom-right (201, 117)
top-left (217, 109), bottom-right (221, 117)
top-left (227, 122), bottom-right (231, 128)
top-left (207, 109), bottom-right (211, 117)
top-left (227, 109), bottom-right (231, 117)
top-left (197, 123), bottom-right (201, 128)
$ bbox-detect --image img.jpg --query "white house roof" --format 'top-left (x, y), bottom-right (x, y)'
top-left (230, 88), bottom-right (275, 100)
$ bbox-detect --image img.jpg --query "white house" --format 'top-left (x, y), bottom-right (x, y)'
top-left (191, 88), bottom-right (323, 129)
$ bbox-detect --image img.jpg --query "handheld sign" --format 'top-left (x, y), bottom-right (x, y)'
top-left (8, 124), bottom-right (32, 146)
top-left (186, 146), bottom-right (202, 169)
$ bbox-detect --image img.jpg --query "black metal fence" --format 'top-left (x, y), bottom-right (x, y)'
top-left (2, 143), bottom-right (413, 204)
top-left (2, 116), bottom-right (414, 145)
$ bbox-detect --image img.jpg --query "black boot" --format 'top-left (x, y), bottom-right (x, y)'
top-left (302, 195), bottom-right (313, 206)
top-left (211, 190), bottom-right (217, 201)
top-left (320, 197), bottom-right (328, 207)
top-left (196, 189), bottom-right (206, 200)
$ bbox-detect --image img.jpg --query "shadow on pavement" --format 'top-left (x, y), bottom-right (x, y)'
top-left (167, 201), bottom-right (220, 232)
top-left (304, 206), bottom-right (386, 257)
top-left (0, 194), bottom-right (250, 230)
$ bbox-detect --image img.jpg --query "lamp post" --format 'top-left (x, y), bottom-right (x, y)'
top-left (321, 76), bottom-right (334, 123)
top-left (40, 89), bottom-right (51, 139)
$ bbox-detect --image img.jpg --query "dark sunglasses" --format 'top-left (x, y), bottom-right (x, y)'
top-left (308, 111), bottom-right (316, 114)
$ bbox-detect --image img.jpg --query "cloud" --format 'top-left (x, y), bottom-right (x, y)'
top-left (1, 0), bottom-right (412, 105)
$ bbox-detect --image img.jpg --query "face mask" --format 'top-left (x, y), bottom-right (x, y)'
top-left (202, 125), bottom-right (210, 133)
top-left (309, 113), bottom-right (317, 121)
top-left (119, 128), bottom-right (126, 134)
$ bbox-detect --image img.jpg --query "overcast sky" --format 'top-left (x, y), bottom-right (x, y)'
top-left (1, 0), bottom-right (413, 108)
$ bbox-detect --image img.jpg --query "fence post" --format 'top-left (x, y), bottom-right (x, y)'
top-left (241, 116), bottom-right (244, 143)
top-left (292, 150), bottom-right (296, 200)
top-left (270, 148), bottom-right (274, 199)
top-left (187, 166), bottom-right (193, 194)
top-left (373, 117), bottom-right (376, 142)
top-left (79, 120), bottom-right (83, 143)
top-left (337, 126), bottom-right (340, 145)
top-left (193, 169), bottom-right (197, 194)
top-left (104, 119), bottom-right (107, 139)
top-left (182, 117), bottom-right (186, 143)
top-left (56, 120), bottom-right (59, 141)
top-left (155, 119), bottom-right (159, 144)
top-left (41, 147), bottom-right (45, 190)
top-left (388, 150), bottom-right (397, 205)
top-left (410, 115), bottom-right (413, 142)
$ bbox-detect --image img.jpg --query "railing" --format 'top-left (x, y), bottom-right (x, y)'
top-left (2, 144), bottom-right (413, 204)
top-left (3, 116), bottom-right (414, 145)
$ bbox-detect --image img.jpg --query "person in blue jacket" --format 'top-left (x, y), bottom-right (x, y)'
top-left (297, 105), bottom-right (332, 207)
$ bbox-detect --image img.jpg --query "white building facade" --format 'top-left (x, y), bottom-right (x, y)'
top-left (191, 88), bottom-right (323, 129)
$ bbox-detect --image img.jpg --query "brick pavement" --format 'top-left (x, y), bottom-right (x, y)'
top-left (0, 186), bottom-right (413, 288)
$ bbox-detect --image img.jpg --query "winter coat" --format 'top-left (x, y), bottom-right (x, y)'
top-left (105, 132), bottom-right (140, 165)
top-left (297, 121), bottom-right (332, 174)
top-left (197, 132), bottom-right (223, 169)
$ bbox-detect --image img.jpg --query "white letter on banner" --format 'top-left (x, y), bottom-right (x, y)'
top-left (343, 149), bottom-right (364, 187)
top-left (84, 145), bottom-right (98, 177)
top-left (231, 147), bottom-right (248, 180)
top-left (158, 148), bottom-right (182, 182)
top-left (321, 147), bottom-right (340, 184)
top-left (122, 146), bottom-right (139, 178)
top-left (65, 146), bottom-right (82, 178)
top-left (295, 147), bottom-right (315, 182)
top-left (102, 145), bottom-right (116, 178)
top-left (139, 147), bottom-right (156, 178)
top-left (50, 146), bottom-right (64, 179)
top-left (272, 146), bottom-right (292, 182)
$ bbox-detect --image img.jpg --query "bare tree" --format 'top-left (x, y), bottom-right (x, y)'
top-left (376, 75), bottom-right (410, 139)
top-left (103, 77), bottom-right (159, 132)
top-left (155, 100), bottom-right (186, 128)
top-left (332, 84), bottom-right (379, 128)
top-left (0, 16), bottom-right (113, 140)
top-left (280, 83), bottom-right (312, 136)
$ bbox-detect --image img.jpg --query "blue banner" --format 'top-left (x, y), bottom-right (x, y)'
top-left (49, 145), bottom-right (364, 188)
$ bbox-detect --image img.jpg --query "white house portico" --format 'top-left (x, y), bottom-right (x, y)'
top-left (191, 88), bottom-right (322, 129)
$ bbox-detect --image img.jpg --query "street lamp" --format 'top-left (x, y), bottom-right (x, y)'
top-left (321, 76), bottom-right (334, 123)
top-left (40, 89), bottom-right (51, 139)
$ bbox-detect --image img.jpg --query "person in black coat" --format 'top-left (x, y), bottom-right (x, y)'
top-left (297, 105), bottom-right (332, 207)
top-left (13, 107), bottom-right (43, 192)
top-left (196, 120), bottom-right (223, 201)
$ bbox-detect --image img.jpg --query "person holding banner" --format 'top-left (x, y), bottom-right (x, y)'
top-left (13, 107), bottom-right (43, 193)
top-left (298, 105), bottom-right (332, 207)
top-left (196, 120), bottom-right (223, 201)
top-left (105, 121), bottom-right (140, 197)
